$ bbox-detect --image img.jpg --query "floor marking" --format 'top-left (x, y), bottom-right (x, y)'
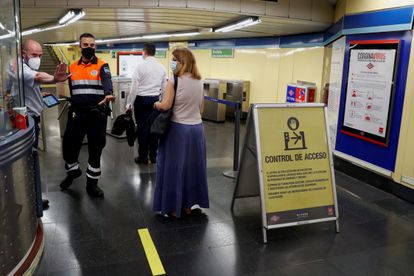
top-left (337, 185), bottom-right (361, 199)
top-left (138, 228), bottom-right (166, 276)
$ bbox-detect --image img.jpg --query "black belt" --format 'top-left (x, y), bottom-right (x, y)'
top-left (71, 104), bottom-right (111, 117)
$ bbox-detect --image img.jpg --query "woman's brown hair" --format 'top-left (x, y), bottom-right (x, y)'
top-left (172, 47), bottom-right (201, 80)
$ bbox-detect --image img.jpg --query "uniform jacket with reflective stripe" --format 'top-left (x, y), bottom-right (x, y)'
top-left (69, 56), bottom-right (113, 107)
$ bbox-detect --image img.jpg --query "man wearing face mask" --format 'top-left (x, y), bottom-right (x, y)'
top-left (60, 33), bottom-right (115, 198)
top-left (126, 42), bottom-right (167, 164)
top-left (22, 39), bottom-right (70, 214)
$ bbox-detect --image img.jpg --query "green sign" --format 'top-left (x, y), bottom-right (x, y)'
top-left (155, 50), bottom-right (167, 58)
top-left (111, 51), bottom-right (116, 59)
top-left (212, 49), bottom-right (234, 58)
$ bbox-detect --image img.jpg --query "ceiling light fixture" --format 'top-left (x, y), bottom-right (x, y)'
top-left (22, 9), bottom-right (85, 36)
top-left (44, 42), bottom-right (78, 46)
top-left (142, 34), bottom-right (170, 39)
top-left (214, 16), bottom-right (261, 33)
top-left (59, 9), bottom-right (85, 25)
top-left (51, 28), bottom-right (206, 45)
top-left (22, 24), bottom-right (66, 36)
top-left (0, 33), bottom-right (14, 40)
top-left (96, 36), bottom-right (143, 44)
top-left (171, 32), bottom-right (200, 37)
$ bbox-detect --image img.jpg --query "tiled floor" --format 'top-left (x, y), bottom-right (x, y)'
top-left (35, 107), bottom-right (414, 276)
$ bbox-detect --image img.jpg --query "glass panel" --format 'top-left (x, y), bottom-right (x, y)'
top-left (0, 0), bottom-right (23, 139)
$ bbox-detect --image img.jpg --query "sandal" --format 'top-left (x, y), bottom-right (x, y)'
top-left (191, 208), bottom-right (203, 215)
top-left (182, 208), bottom-right (203, 216)
top-left (165, 212), bottom-right (177, 218)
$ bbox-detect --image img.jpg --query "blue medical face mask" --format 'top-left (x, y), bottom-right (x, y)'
top-left (170, 60), bottom-right (178, 71)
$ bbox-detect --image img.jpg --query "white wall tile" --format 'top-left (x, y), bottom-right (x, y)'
top-left (265, 0), bottom-right (289, 17)
top-left (215, 0), bottom-right (241, 13)
top-left (20, 0), bottom-right (35, 7)
top-left (67, 0), bottom-right (99, 7)
top-left (289, 0), bottom-right (312, 20)
top-left (187, 0), bottom-right (214, 10)
top-left (36, 0), bottom-right (67, 7)
top-left (129, 0), bottom-right (159, 7)
top-left (159, 0), bottom-right (187, 8)
top-left (241, 0), bottom-right (265, 15)
top-left (99, 0), bottom-right (129, 6)
top-left (312, 0), bottom-right (334, 22)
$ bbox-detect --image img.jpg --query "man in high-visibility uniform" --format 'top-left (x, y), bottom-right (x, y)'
top-left (60, 33), bottom-right (115, 197)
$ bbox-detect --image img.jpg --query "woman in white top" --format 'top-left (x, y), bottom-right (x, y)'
top-left (153, 47), bottom-right (209, 218)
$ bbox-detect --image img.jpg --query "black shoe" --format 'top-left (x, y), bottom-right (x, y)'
top-left (134, 157), bottom-right (148, 164)
top-left (42, 199), bottom-right (49, 209)
top-left (60, 169), bottom-right (82, 190)
top-left (150, 157), bottom-right (156, 164)
top-left (86, 179), bottom-right (104, 198)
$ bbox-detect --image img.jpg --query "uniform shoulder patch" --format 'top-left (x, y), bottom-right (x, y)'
top-left (103, 67), bottom-right (111, 75)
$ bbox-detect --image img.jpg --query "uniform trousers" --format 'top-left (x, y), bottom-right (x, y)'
top-left (62, 107), bottom-right (107, 179)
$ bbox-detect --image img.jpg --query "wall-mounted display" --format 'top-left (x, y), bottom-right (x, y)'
top-left (116, 51), bottom-right (143, 77)
top-left (341, 40), bottom-right (400, 147)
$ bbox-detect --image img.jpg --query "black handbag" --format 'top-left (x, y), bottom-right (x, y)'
top-left (150, 75), bottom-right (178, 137)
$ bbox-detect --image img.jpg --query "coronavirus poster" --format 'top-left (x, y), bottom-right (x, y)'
top-left (342, 40), bottom-right (399, 146)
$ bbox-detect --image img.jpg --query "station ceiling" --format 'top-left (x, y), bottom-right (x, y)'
top-left (20, 0), bottom-right (336, 44)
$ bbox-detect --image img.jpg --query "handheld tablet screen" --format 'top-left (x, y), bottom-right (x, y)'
top-left (43, 94), bottom-right (59, 108)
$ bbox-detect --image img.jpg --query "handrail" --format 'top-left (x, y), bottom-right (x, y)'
top-left (55, 46), bottom-right (69, 64)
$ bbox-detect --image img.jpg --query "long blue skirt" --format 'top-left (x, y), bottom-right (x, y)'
top-left (153, 122), bottom-right (209, 217)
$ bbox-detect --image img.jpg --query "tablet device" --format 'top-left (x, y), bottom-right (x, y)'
top-left (42, 94), bottom-right (59, 108)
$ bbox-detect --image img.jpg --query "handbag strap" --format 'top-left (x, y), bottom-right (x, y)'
top-left (172, 75), bottom-right (178, 107)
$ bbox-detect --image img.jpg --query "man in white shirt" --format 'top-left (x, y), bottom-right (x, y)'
top-left (126, 43), bottom-right (167, 164)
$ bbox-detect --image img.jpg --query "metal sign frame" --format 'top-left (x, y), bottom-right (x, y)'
top-left (341, 40), bottom-right (400, 147)
top-left (251, 103), bottom-right (340, 243)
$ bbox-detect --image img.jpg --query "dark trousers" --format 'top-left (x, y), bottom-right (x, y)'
top-left (62, 107), bottom-right (107, 180)
top-left (31, 115), bottom-right (43, 217)
top-left (134, 95), bottom-right (159, 161)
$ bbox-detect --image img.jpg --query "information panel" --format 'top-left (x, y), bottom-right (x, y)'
top-left (342, 40), bottom-right (399, 146)
top-left (255, 105), bottom-right (337, 226)
top-left (117, 51), bottom-right (143, 77)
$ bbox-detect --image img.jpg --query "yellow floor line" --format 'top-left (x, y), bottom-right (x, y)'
top-left (138, 228), bottom-right (166, 276)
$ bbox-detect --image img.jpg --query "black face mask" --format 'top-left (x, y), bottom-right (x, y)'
top-left (81, 47), bottom-right (95, 60)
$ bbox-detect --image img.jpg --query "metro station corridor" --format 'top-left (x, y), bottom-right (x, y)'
top-left (3, 1), bottom-right (414, 275)
top-left (34, 108), bottom-right (414, 276)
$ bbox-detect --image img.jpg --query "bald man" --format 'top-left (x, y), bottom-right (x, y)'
top-left (22, 39), bottom-right (69, 119)
top-left (22, 39), bottom-right (70, 215)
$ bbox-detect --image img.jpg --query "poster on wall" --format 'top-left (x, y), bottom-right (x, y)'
top-left (342, 40), bottom-right (399, 146)
top-left (117, 52), bottom-right (143, 77)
